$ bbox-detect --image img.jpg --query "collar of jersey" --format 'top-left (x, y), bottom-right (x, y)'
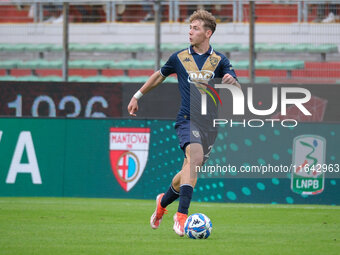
top-left (188, 45), bottom-right (213, 55)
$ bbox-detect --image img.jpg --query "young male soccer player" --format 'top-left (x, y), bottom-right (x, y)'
top-left (127, 9), bottom-right (240, 236)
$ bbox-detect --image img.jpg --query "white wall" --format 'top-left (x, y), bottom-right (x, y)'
top-left (0, 23), bottom-right (339, 48)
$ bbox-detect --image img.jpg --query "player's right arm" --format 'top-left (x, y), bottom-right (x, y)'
top-left (127, 70), bottom-right (166, 116)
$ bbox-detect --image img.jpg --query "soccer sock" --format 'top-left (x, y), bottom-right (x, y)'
top-left (177, 184), bottom-right (193, 215)
top-left (160, 185), bottom-right (179, 208)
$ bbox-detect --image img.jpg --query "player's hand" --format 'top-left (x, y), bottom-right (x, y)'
top-left (222, 74), bottom-right (241, 89)
top-left (127, 97), bottom-right (138, 116)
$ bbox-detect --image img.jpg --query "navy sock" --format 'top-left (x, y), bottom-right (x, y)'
top-left (160, 185), bottom-right (179, 208)
top-left (177, 184), bottom-right (193, 215)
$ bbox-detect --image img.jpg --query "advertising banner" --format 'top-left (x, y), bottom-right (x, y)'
top-left (0, 82), bottom-right (122, 118)
top-left (0, 118), bottom-right (339, 205)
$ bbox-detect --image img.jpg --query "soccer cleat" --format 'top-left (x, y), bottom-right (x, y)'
top-left (173, 212), bottom-right (188, 237)
top-left (150, 193), bottom-right (168, 229)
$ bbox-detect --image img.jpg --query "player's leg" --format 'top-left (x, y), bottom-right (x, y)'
top-left (150, 159), bottom-right (187, 229)
top-left (168, 158), bottom-right (186, 191)
top-left (150, 192), bottom-right (168, 229)
top-left (173, 143), bottom-right (203, 236)
top-left (159, 159), bottom-right (186, 207)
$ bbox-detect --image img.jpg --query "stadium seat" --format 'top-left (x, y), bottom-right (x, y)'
top-left (69, 43), bottom-right (102, 52)
top-left (0, 43), bottom-right (10, 51)
top-left (81, 60), bottom-right (112, 69)
top-left (106, 76), bottom-right (133, 82)
top-left (109, 59), bottom-right (134, 69)
top-left (0, 76), bottom-right (17, 81)
top-left (125, 44), bottom-right (147, 53)
top-left (15, 75), bottom-right (42, 81)
top-left (238, 43), bottom-right (269, 52)
top-left (307, 44), bottom-right (338, 53)
top-left (233, 60), bottom-right (249, 69)
top-left (24, 44), bottom-right (54, 52)
top-left (68, 76), bottom-right (85, 82)
top-left (233, 60), bottom-right (304, 70)
top-left (164, 76), bottom-right (177, 83)
top-left (0, 43), bottom-right (27, 51)
top-left (49, 44), bottom-right (63, 52)
top-left (238, 77), bottom-right (271, 83)
top-left (161, 43), bottom-right (188, 51)
top-left (68, 60), bottom-right (86, 69)
top-left (0, 60), bottom-right (21, 69)
top-left (114, 43), bottom-right (154, 53)
top-left (17, 60), bottom-right (62, 69)
top-left (109, 60), bottom-right (155, 69)
top-left (38, 76), bottom-right (63, 82)
top-left (255, 43), bottom-right (286, 52)
top-left (213, 43), bottom-right (240, 53)
top-left (93, 44), bottom-right (121, 52)
top-left (128, 76), bottom-right (150, 83)
top-left (16, 60), bottom-right (42, 69)
top-left (282, 43), bottom-right (312, 53)
top-left (306, 44), bottom-right (338, 61)
top-left (271, 60), bottom-right (304, 70)
top-left (0, 75), bottom-right (180, 83)
top-left (254, 60), bottom-right (275, 69)
top-left (80, 76), bottom-right (111, 82)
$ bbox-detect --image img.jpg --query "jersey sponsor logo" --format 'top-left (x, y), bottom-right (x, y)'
top-left (291, 135), bottom-right (326, 195)
top-left (109, 127), bottom-right (150, 192)
top-left (187, 70), bottom-right (215, 83)
top-left (184, 57), bottom-right (192, 62)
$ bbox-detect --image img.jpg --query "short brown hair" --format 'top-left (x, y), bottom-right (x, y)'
top-left (189, 9), bottom-right (216, 34)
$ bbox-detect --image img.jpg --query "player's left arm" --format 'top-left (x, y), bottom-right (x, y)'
top-left (222, 73), bottom-right (241, 89)
top-left (220, 55), bottom-right (241, 89)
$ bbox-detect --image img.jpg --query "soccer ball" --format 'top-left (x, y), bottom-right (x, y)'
top-left (184, 213), bottom-right (212, 239)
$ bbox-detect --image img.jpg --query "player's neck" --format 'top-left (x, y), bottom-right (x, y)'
top-left (192, 42), bottom-right (210, 54)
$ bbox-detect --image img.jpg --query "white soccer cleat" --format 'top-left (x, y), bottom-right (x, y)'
top-left (173, 212), bottom-right (187, 237)
top-left (150, 193), bottom-right (168, 229)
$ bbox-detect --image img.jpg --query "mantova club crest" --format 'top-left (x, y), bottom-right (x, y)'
top-left (109, 127), bottom-right (150, 192)
top-left (291, 135), bottom-right (326, 195)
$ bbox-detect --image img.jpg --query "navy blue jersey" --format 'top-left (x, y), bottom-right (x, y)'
top-left (160, 45), bottom-right (237, 129)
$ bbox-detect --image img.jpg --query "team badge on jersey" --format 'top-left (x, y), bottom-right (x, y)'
top-left (209, 56), bottom-right (218, 67)
top-left (109, 127), bottom-right (150, 192)
top-left (192, 130), bottom-right (200, 138)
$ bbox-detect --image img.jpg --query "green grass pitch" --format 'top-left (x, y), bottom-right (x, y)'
top-left (0, 197), bottom-right (339, 255)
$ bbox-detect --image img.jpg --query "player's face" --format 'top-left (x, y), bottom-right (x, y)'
top-left (189, 20), bottom-right (210, 46)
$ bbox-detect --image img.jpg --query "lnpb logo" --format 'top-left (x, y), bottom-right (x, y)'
top-left (109, 127), bottom-right (150, 192)
top-left (291, 135), bottom-right (326, 195)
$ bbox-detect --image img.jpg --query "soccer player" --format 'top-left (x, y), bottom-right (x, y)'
top-left (127, 9), bottom-right (240, 236)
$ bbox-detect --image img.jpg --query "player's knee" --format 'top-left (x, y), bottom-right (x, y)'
top-left (185, 144), bottom-right (204, 166)
top-left (188, 152), bottom-right (204, 166)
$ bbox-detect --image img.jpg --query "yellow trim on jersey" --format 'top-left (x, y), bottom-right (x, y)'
top-left (177, 49), bottom-right (222, 94)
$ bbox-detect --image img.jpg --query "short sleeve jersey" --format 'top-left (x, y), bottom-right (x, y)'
top-left (160, 45), bottom-right (237, 127)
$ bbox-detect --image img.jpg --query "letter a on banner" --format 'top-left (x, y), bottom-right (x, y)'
top-left (6, 131), bottom-right (42, 184)
top-left (109, 128), bottom-right (150, 192)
